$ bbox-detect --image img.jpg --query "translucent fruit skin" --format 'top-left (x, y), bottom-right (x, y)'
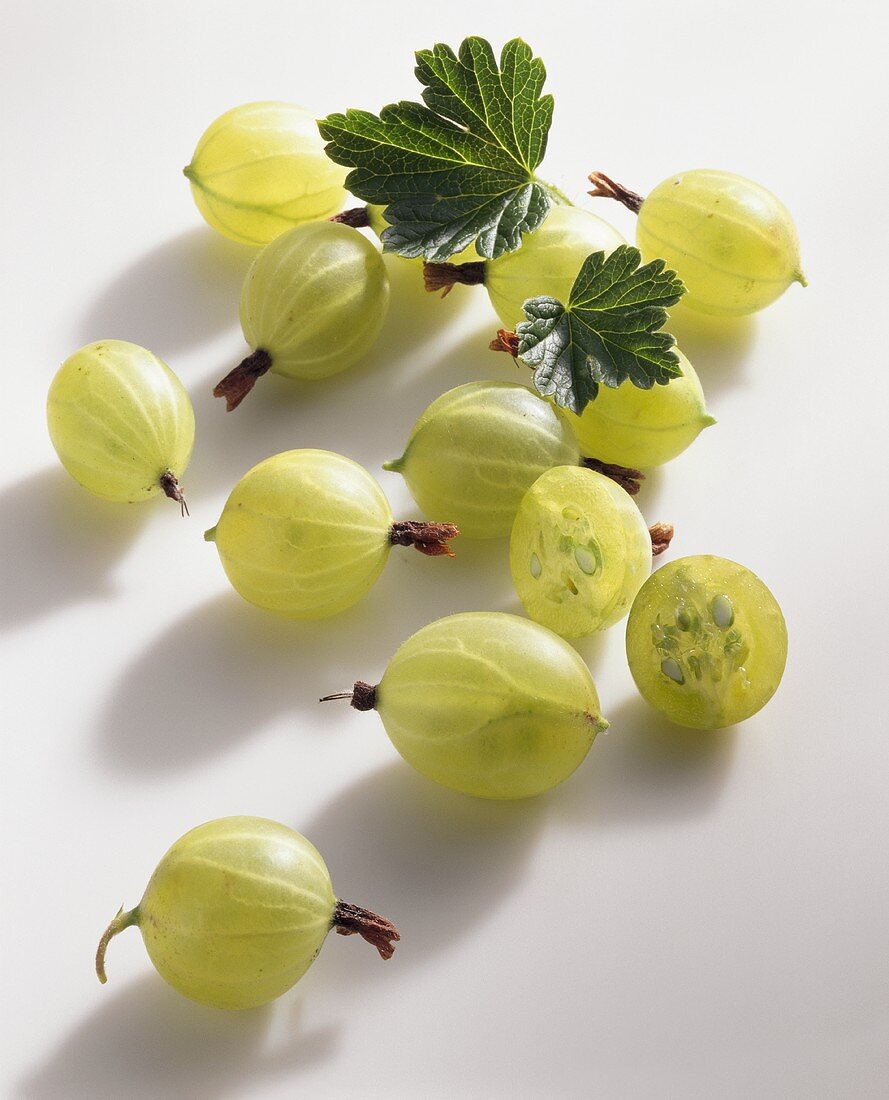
top-left (185, 102), bottom-right (347, 246)
top-left (636, 170), bottom-right (804, 316)
top-left (510, 467), bottom-right (651, 638)
top-left (386, 381), bottom-right (581, 539)
top-left (564, 350), bottom-right (715, 468)
top-left (209, 450), bottom-right (393, 619)
top-left (626, 555), bottom-right (787, 729)
top-left (46, 340), bottom-right (194, 502)
top-left (138, 818), bottom-right (336, 1010)
top-left (486, 205), bottom-right (626, 326)
top-left (240, 222), bottom-right (390, 381)
top-left (378, 612), bottom-right (607, 799)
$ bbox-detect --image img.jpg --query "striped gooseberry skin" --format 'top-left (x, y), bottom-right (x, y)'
top-left (239, 221), bottom-right (390, 382)
top-left (206, 450), bottom-right (393, 620)
top-left (138, 817), bottom-right (337, 1010)
top-left (376, 612), bottom-right (608, 799)
top-left (185, 102), bottom-right (347, 246)
top-left (385, 381), bottom-right (581, 539)
top-left (46, 340), bottom-right (194, 503)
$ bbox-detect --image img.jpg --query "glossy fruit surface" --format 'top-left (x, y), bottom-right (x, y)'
top-left (239, 221), bottom-right (389, 382)
top-left (626, 555), bottom-right (787, 728)
top-left (207, 450), bottom-right (393, 619)
top-left (564, 350), bottom-right (714, 467)
top-left (185, 102), bottom-right (347, 246)
top-left (636, 169), bottom-right (805, 315)
top-left (47, 340), bottom-right (194, 504)
top-left (376, 611), bottom-right (608, 799)
top-left (510, 467), bottom-right (651, 638)
top-left (385, 381), bottom-right (581, 538)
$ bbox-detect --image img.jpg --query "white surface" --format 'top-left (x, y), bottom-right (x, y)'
top-left (2, 1), bottom-right (888, 1097)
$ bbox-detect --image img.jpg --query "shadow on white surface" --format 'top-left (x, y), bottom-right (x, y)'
top-left (95, 540), bottom-right (520, 775)
top-left (75, 227), bottom-right (253, 358)
top-left (18, 975), bottom-right (336, 1100)
top-left (302, 761), bottom-right (546, 973)
top-left (0, 469), bottom-right (146, 630)
top-left (555, 693), bottom-right (739, 827)
top-left (666, 306), bottom-right (757, 402)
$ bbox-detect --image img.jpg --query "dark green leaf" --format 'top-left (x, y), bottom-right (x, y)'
top-left (516, 246), bottom-right (686, 415)
top-left (318, 37), bottom-right (554, 261)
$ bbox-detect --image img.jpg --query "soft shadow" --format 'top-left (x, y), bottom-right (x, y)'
top-left (666, 305), bottom-right (757, 401)
top-left (555, 693), bottom-right (738, 827)
top-left (19, 975), bottom-right (336, 1100)
top-left (302, 761), bottom-right (545, 983)
top-left (0, 469), bottom-right (145, 630)
top-left (76, 228), bottom-right (253, 357)
top-left (97, 546), bottom-right (518, 776)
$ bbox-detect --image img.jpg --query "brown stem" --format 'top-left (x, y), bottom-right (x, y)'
top-left (95, 906), bottom-right (140, 984)
top-left (423, 260), bottom-right (486, 298)
top-left (319, 681), bottom-right (377, 711)
top-left (389, 521), bottom-right (459, 557)
top-left (330, 206), bottom-right (371, 228)
top-left (213, 348), bottom-right (273, 411)
top-left (333, 900), bottom-right (400, 960)
top-left (489, 329), bottom-right (520, 357)
top-left (581, 457), bottom-right (645, 496)
top-left (159, 470), bottom-right (189, 516)
top-left (587, 171), bottom-right (645, 214)
top-left (649, 522), bottom-right (674, 556)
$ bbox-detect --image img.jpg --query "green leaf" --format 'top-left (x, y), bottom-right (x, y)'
top-left (317, 37), bottom-right (554, 261)
top-left (516, 246), bottom-right (686, 415)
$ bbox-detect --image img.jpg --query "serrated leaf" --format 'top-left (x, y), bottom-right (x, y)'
top-left (516, 246), bottom-right (686, 415)
top-left (318, 37), bottom-right (554, 261)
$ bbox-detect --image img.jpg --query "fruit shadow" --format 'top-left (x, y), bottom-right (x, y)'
top-left (667, 305), bottom-right (757, 402)
top-left (0, 468), bottom-right (146, 631)
top-left (185, 251), bottom-right (476, 498)
top-left (76, 227), bottom-right (254, 358)
top-left (300, 760), bottom-right (546, 983)
top-left (18, 974), bottom-right (337, 1100)
top-left (96, 539), bottom-right (520, 776)
top-left (554, 693), bottom-right (738, 828)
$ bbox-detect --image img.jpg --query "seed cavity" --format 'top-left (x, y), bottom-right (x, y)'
top-left (661, 658), bottom-right (684, 684)
top-left (564, 574), bottom-right (579, 596)
top-left (562, 506), bottom-right (581, 522)
top-left (529, 553), bottom-right (542, 579)
top-left (676, 608), bottom-right (692, 631)
top-left (711, 594), bottom-right (734, 628)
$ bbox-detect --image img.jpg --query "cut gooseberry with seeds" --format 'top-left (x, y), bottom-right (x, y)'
top-left (509, 467), bottom-right (672, 638)
top-left (321, 612), bottom-right (608, 800)
top-left (96, 816), bottom-right (398, 1010)
top-left (205, 449), bottom-right (458, 619)
top-left (588, 168), bottom-right (806, 316)
top-left (214, 221), bottom-right (390, 409)
top-left (46, 340), bottom-right (194, 513)
top-left (625, 554), bottom-right (787, 728)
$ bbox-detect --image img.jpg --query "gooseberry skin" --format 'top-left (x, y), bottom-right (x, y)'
top-left (563, 350), bottom-right (715, 468)
top-left (207, 450), bottom-right (393, 620)
top-left (635, 170), bottom-right (805, 316)
top-left (239, 221), bottom-right (390, 382)
top-left (385, 381), bottom-right (581, 539)
top-left (137, 818), bottom-right (337, 1010)
top-left (184, 102), bottom-right (347, 246)
top-left (46, 340), bottom-right (194, 504)
top-left (485, 205), bottom-right (626, 325)
top-left (376, 612), bottom-right (608, 800)
top-left (626, 555), bottom-right (787, 729)
top-left (510, 467), bottom-right (652, 639)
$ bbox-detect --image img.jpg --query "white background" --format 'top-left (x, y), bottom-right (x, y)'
top-left (2, 1), bottom-right (888, 1097)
